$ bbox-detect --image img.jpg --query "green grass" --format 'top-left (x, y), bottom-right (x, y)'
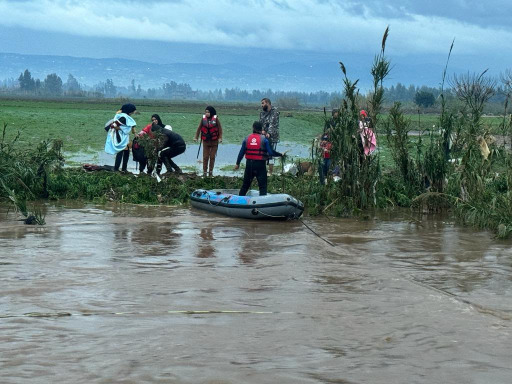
top-left (1, 97), bottom-right (506, 154)
top-left (0, 98), bottom-right (322, 152)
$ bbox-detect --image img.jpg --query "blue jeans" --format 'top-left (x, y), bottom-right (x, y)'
top-left (319, 158), bottom-right (331, 184)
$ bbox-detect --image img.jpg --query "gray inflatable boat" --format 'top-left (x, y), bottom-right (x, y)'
top-left (190, 189), bottom-right (304, 220)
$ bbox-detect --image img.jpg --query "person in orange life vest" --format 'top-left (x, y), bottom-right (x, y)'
top-left (234, 121), bottom-right (283, 196)
top-left (319, 134), bottom-right (332, 185)
top-left (194, 106), bottom-right (223, 177)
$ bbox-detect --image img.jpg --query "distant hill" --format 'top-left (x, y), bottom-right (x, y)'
top-left (0, 50), bottom-right (482, 93)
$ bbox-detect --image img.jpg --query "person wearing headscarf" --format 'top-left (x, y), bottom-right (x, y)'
top-left (194, 105), bottom-right (223, 177)
top-left (105, 103), bottom-right (137, 172)
top-left (133, 114), bottom-right (171, 174)
top-left (358, 109), bottom-right (377, 156)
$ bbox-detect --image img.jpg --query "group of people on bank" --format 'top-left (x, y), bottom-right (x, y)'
top-left (104, 98), bottom-right (376, 196)
top-left (104, 98), bottom-right (281, 194)
top-left (105, 103), bottom-right (186, 175)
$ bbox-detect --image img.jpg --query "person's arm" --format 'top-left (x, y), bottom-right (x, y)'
top-left (194, 120), bottom-right (202, 141)
top-left (217, 118), bottom-right (223, 142)
top-left (139, 123), bottom-right (152, 135)
top-left (264, 138), bottom-right (282, 157)
top-left (234, 139), bottom-right (247, 169)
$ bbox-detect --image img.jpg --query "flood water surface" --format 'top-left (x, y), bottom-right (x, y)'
top-left (66, 142), bottom-right (312, 175)
top-left (1, 204), bottom-right (511, 383)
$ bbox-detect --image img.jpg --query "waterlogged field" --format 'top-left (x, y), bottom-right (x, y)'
top-left (0, 98), bottom-right (325, 152)
top-left (0, 97), bottom-right (505, 170)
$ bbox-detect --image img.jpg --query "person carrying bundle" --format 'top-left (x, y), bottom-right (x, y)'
top-left (104, 103), bottom-right (137, 173)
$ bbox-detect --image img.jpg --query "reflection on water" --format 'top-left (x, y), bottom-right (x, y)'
top-left (0, 203), bottom-right (511, 383)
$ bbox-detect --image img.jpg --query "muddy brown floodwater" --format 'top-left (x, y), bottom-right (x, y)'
top-left (1, 202), bottom-right (511, 384)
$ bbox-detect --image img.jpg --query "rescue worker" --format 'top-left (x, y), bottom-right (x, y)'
top-left (234, 121), bottom-right (283, 196)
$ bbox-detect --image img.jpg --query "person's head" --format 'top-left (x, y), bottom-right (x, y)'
top-left (121, 103), bottom-right (137, 115)
top-left (322, 134), bottom-right (329, 141)
top-left (332, 109), bottom-right (339, 118)
top-left (252, 121), bottom-right (263, 133)
top-left (359, 110), bottom-right (368, 119)
top-left (205, 106), bottom-right (217, 118)
top-left (151, 114), bottom-right (163, 127)
top-left (261, 98), bottom-right (271, 112)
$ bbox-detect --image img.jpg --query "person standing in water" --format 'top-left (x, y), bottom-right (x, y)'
top-left (194, 106), bottom-right (223, 177)
top-left (105, 103), bottom-right (137, 173)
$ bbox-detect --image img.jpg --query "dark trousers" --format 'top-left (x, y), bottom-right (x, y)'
top-left (239, 159), bottom-right (267, 196)
top-left (319, 158), bottom-right (331, 184)
top-left (114, 149), bottom-right (129, 171)
top-left (157, 144), bottom-right (186, 174)
top-left (138, 158), bottom-right (154, 174)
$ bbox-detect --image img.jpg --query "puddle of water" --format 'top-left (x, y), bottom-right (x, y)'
top-left (65, 142), bottom-right (312, 175)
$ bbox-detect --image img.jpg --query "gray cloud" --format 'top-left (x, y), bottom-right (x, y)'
top-left (0, 0), bottom-right (510, 56)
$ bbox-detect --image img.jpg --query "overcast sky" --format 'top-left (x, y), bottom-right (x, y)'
top-left (0, 0), bottom-right (510, 89)
top-left (0, 0), bottom-right (510, 56)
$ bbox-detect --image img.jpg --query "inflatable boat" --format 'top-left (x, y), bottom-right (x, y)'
top-left (190, 189), bottom-right (304, 220)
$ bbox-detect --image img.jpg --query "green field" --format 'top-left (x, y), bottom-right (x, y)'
top-left (0, 97), bottom-right (506, 164)
top-left (0, 98), bottom-right (325, 152)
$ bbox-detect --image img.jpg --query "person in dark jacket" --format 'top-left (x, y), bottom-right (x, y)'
top-left (152, 123), bottom-right (186, 175)
top-left (234, 121), bottom-right (282, 196)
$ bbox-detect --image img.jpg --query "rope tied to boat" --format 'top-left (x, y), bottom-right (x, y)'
top-left (206, 192), bottom-right (231, 207)
top-left (252, 208), bottom-right (288, 219)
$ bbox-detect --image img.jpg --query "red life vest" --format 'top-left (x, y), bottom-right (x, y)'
top-left (321, 141), bottom-right (332, 159)
top-left (201, 115), bottom-right (219, 141)
top-left (245, 133), bottom-right (268, 160)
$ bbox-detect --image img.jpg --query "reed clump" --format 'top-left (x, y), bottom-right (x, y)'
top-left (0, 122), bottom-right (63, 223)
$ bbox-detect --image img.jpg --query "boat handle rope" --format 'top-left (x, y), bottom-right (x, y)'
top-left (207, 193), bottom-right (231, 206)
top-left (252, 208), bottom-right (288, 219)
